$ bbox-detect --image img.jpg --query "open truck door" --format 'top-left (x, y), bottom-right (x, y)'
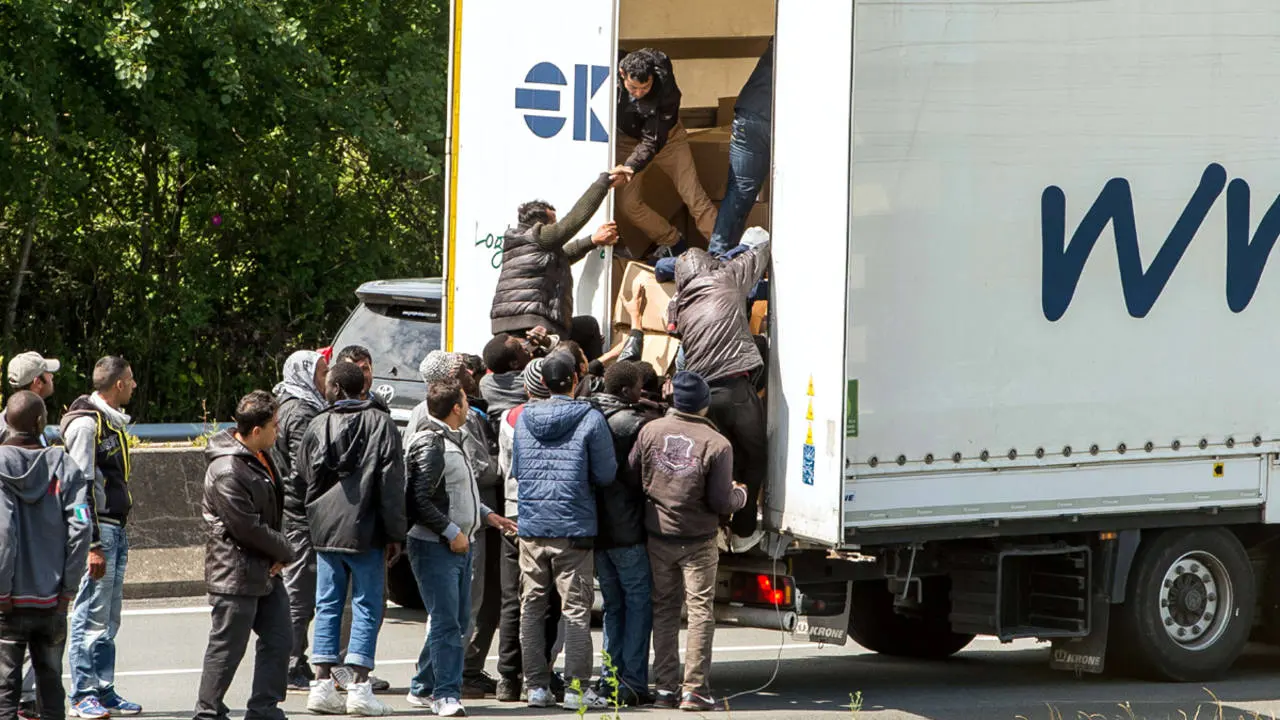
top-left (764, 0), bottom-right (854, 547)
top-left (443, 0), bottom-right (618, 354)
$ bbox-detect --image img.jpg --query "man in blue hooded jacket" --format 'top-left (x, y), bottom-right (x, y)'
top-left (511, 351), bottom-right (615, 712)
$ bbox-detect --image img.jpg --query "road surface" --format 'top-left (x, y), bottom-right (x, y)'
top-left (81, 598), bottom-right (1280, 719)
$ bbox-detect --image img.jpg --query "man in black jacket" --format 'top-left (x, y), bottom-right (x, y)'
top-left (298, 362), bottom-right (406, 717)
top-left (586, 361), bottom-right (653, 706)
top-left (193, 391), bottom-right (295, 720)
top-left (271, 350), bottom-right (329, 690)
top-left (613, 48), bottom-right (718, 256)
top-left (489, 170), bottom-right (625, 342)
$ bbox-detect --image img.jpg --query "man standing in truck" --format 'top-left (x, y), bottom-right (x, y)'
top-left (672, 228), bottom-right (770, 554)
top-left (490, 170), bottom-right (625, 352)
top-left (612, 48), bottom-right (718, 258)
top-left (707, 38), bottom-right (773, 258)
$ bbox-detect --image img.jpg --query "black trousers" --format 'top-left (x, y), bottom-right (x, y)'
top-left (464, 489), bottom-right (504, 678)
top-left (497, 532), bottom-right (561, 680)
top-left (708, 374), bottom-right (769, 537)
top-left (0, 610), bottom-right (66, 720)
top-left (194, 580), bottom-right (291, 720)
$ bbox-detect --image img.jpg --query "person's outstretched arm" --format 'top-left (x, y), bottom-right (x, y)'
top-left (534, 173), bottom-right (612, 250)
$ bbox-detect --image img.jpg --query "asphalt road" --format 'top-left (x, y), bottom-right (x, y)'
top-left (85, 598), bottom-right (1280, 720)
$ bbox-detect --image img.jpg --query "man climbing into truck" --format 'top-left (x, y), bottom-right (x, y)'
top-left (671, 228), bottom-right (771, 553)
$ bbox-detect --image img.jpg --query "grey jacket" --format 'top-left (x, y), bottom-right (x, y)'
top-left (0, 442), bottom-right (92, 610)
top-left (404, 416), bottom-right (492, 544)
top-left (673, 242), bottom-right (771, 383)
top-left (406, 401), bottom-right (497, 491)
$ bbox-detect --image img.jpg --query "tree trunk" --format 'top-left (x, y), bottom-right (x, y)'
top-left (4, 114), bottom-right (57, 352)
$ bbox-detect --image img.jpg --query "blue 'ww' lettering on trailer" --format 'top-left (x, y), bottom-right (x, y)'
top-left (1041, 163), bottom-right (1280, 320)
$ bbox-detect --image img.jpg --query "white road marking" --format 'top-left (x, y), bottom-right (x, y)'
top-left (121, 605), bottom-right (211, 617)
top-left (68, 643), bottom-right (822, 679)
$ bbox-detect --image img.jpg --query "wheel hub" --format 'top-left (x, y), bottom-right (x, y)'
top-left (1158, 552), bottom-right (1231, 651)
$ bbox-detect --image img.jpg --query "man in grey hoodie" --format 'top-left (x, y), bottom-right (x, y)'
top-left (0, 391), bottom-right (92, 720)
top-left (404, 379), bottom-right (515, 717)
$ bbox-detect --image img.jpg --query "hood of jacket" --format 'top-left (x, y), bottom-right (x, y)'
top-left (0, 446), bottom-right (64, 504)
top-left (204, 428), bottom-right (259, 465)
top-left (311, 400), bottom-right (375, 476)
top-left (674, 248), bottom-right (719, 292)
top-left (520, 397), bottom-right (595, 443)
top-left (481, 371), bottom-right (532, 415)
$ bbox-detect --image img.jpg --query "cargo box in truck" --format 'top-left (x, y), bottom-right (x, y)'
top-left (439, 0), bottom-right (1280, 682)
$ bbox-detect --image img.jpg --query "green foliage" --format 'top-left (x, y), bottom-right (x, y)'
top-left (0, 0), bottom-right (447, 420)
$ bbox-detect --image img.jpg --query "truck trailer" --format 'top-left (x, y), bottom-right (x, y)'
top-left (441, 0), bottom-right (1280, 681)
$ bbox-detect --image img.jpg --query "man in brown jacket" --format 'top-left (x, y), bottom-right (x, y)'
top-left (629, 371), bottom-right (746, 712)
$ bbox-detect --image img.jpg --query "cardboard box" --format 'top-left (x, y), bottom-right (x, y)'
top-left (717, 96), bottom-right (738, 127)
top-left (607, 326), bottom-right (682, 377)
top-left (613, 261), bottom-right (677, 333)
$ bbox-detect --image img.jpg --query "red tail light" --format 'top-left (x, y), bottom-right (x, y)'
top-left (729, 572), bottom-right (795, 608)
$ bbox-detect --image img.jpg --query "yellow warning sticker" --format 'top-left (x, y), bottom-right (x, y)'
top-left (1213, 463), bottom-right (1224, 478)
top-left (805, 400), bottom-right (814, 422)
top-left (805, 425), bottom-right (813, 445)
top-left (807, 375), bottom-right (814, 397)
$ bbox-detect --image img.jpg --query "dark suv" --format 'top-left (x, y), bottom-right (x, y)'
top-left (330, 278), bottom-right (443, 427)
top-left (331, 279), bottom-right (442, 610)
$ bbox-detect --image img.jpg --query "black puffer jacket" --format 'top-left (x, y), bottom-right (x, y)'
top-left (587, 393), bottom-right (649, 548)
top-left (274, 395), bottom-right (320, 527)
top-left (298, 399), bottom-right (407, 553)
top-left (202, 430), bottom-right (294, 596)
top-left (490, 173), bottom-right (611, 336)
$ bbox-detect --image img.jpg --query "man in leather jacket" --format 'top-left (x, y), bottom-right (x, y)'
top-left (193, 391), bottom-right (295, 720)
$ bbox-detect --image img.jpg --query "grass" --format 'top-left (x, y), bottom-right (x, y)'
top-left (1012, 688), bottom-right (1279, 720)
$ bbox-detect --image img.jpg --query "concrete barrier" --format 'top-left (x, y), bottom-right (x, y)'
top-left (124, 446), bottom-right (208, 598)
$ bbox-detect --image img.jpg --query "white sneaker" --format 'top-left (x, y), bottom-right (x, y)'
top-left (730, 529), bottom-right (765, 554)
top-left (562, 688), bottom-right (609, 711)
top-left (432, 696), bottom-right (467, 717)
top-left (526, 686), bottom-right (555, 708)
top-left (405, 691), bottom-right (433, 709)
top-left (346, 681), bottom-right (394, 716)
top-left (307, 679), bottom-right (347, 715)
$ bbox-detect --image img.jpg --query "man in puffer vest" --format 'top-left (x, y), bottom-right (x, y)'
top-left (489, 169), bottom-right (628, 347)
top-left (0, 391), bottom-right (92, 720)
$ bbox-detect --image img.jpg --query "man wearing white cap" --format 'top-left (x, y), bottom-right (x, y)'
top-left (0, 352), bottom-right (59, 441)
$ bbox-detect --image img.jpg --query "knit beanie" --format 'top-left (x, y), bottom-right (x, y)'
top-left (419, 350), bottom-right (464, 385)
top-left (671, 371), bottom-right (710, 414)
top-left (521, 358), bottom-right (551, 400)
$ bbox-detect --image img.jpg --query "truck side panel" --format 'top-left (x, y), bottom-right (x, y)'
top-left (843, 1), bottom-right (1280, 528)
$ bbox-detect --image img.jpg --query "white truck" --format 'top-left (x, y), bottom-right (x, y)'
top-left (440, 0), bottom-right (1280, 681)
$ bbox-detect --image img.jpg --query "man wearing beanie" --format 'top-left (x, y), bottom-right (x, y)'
top-left (511, 352), bottom-right (615, 711)
top-left (630, 370), bottom-right (746, 712)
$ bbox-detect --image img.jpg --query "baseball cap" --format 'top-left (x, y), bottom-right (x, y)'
top-left (540, 351), bottom-right (578, 394)
top-left (8, 351), bottom-right (60, 389)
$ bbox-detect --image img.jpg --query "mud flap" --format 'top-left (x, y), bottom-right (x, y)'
top-left (792, 584), bottom-right (852, 646)
top-left (1050, 593), bottom-right (1109, 674)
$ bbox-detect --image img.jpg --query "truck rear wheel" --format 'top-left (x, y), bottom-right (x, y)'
top-left (848, 577), bottom-right (974, 659)
top-left (1109, 527), bottom-right (1253, 681)
top-left (387, 554), bottom-right (424, 610)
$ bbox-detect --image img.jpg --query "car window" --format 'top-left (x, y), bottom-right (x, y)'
top-left (333, 303), bottom-right (442, 381)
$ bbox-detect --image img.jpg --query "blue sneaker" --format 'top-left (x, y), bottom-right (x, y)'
top-left (69, 697), bottom-right (110, 719)
top-left (100, 692), bottom-right (142, 716)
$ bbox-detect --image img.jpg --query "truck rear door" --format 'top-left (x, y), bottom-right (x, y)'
top-left (443, 0), bottom-right (619, 354)
top-left (764, 0), bottom-right (854, 546)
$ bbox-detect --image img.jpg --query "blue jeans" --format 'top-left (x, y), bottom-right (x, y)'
top-left (313, 550), bottom-right (386, 670)
top-left (595, 544), bottom-right (652, 694)
top-left (69, 523), bottom-right (128, 702)
top-left (407, 537), bottom-right (472, 700)
top-left (708, 111), bottom-right (771, 258)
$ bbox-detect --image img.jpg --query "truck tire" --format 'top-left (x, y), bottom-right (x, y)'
top-left (1109, 527), bottom-right (1253, 681)
top-left (387, 554), bottom-right (424, 610)
top-left (848, 577), bottom-right (974, 659)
